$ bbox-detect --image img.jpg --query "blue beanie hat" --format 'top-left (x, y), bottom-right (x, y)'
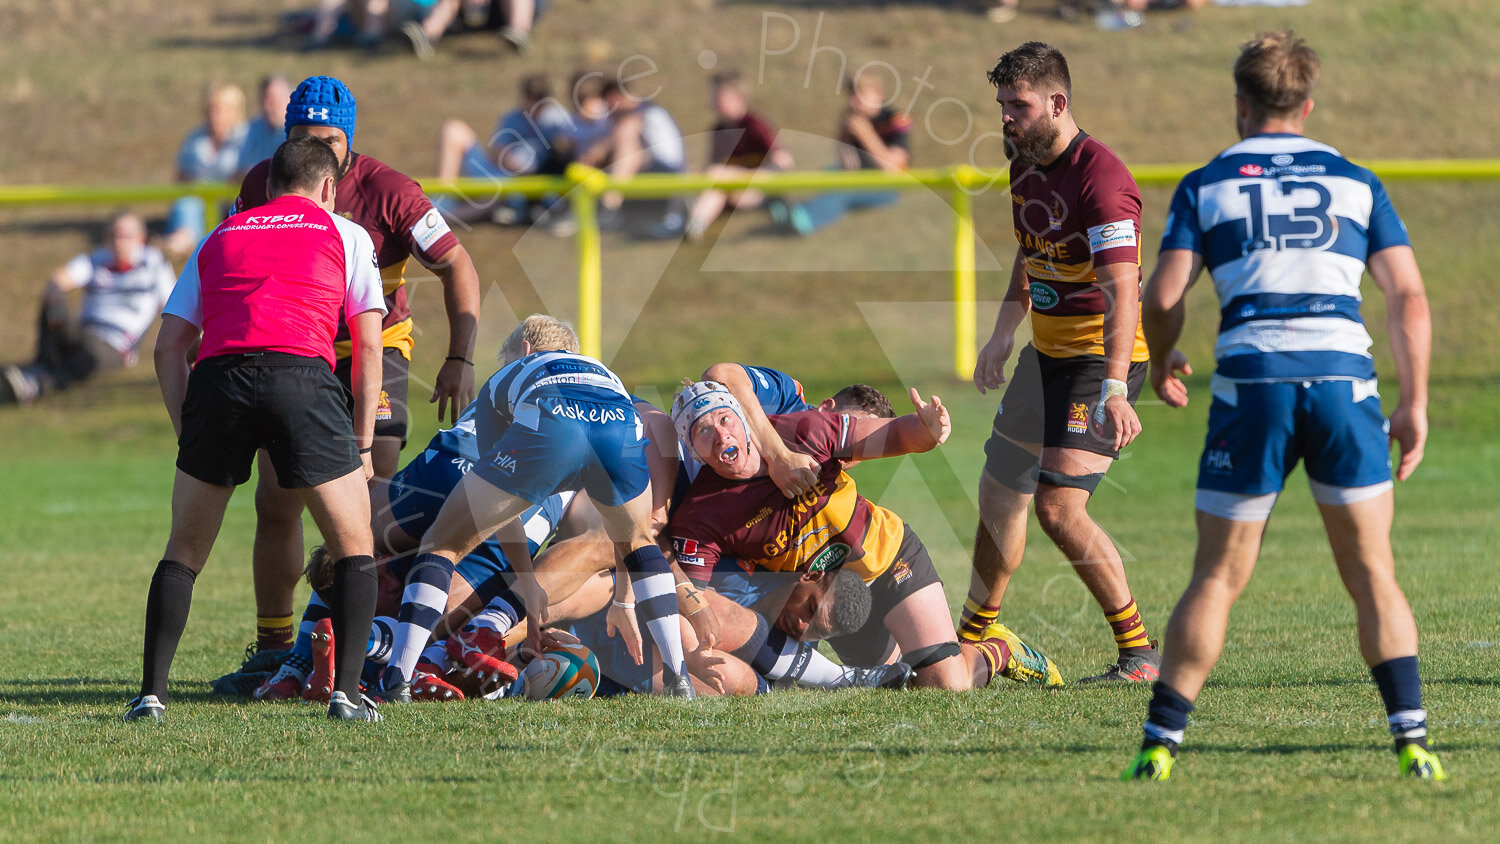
top-left (285, 76), bottom-right (357, 145)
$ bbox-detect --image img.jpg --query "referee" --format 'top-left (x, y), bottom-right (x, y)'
top-left (129, 137), bottom-right (387, 723)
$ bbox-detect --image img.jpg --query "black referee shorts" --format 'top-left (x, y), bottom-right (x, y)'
top-left (177, 352), bottom-right (361, 489)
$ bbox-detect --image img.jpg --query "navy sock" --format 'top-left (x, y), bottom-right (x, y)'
top-left (140, 560), bottom-right (198, 702)
top-left (1142, 682), bottom-right (1195, 752)
top-left (329, 555), bottom-right (378, 698)
top-left (1371, 656), bottom-right (1428, 749)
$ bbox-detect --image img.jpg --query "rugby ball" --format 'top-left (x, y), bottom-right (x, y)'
top-left (521, 642), bottom-right (600, 700)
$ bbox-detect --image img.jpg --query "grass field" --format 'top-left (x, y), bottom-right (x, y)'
top-left (2, 0), bottom-right (1499, 840)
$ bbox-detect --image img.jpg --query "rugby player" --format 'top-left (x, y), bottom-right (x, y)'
top-left (131, 137), bottom-right (385, 723)
top-left (1123, 31), bottom-right (1444, 782)
top-left (669, 381), bottom-right (1063, 691)
top-left (235, 76), bottom-right (482, 658)
top-left (960, 42), bottom-right (1160, 684)
top-left (388, 320), bottom-right (697, 698)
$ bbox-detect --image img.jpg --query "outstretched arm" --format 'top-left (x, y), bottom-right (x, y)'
top-left (1368, 245), bottom-right (1431, 480)
top-left (845, 388), bottom-right (950, 460)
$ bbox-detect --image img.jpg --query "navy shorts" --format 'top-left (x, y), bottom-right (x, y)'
top-left (474, 397), bottom-right (650, 507)
top-left (177, 352), bottom-right (360, 489)
top-left (1197, 378), bottom-right (1392, 495)
top-left (988, 344), bottom-right (1146, 460)
top-left (385, 445), bottom-right (474, 540)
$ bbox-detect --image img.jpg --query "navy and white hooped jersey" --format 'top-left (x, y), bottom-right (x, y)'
top-left (478, 351), bottom-right (633, 431)
top-left (427, 400), bottom-right (482, 462)
top-left (1161, 133), bottom-right (1411, 382)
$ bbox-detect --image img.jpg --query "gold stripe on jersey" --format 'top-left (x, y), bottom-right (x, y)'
top-left (848, 503), bottom-right (905, 583)
top-left (380, 258), bottom-right (408, 298)
top-left (1031, 311), bottom-right (1149, 361)
top-left (755, 471), bottom-right (861, 572)
top-left (333, 316), bottom-right (415, 360)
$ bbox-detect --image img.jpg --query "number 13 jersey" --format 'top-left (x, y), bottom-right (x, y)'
top-left (1161, 133), bottom-right (1411, 382)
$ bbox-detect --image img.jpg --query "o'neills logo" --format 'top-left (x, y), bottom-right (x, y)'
top-left (808, 542), bottom-right (850, 572)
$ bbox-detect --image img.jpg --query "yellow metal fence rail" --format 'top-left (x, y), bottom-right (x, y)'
top-left (5, 158), bottom-right (1500, 378)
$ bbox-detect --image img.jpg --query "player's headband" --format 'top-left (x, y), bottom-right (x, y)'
top-left (671, 380), bottom-right (747, 451)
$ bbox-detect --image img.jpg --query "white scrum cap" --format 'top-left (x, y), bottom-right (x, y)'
top-left (670, 380), bottom-right (747, 450)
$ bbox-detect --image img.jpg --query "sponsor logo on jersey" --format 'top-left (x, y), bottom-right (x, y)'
top-left (410, 208), bottom-right (452, 253)
top-left (1067, 402), bottom-right (1089, 434)
top-left (808, 542), bottom-right (850, 572)
top-left (545, 400), bottom-right (629, 424)
top-left (492, 452), bottom-right (519, 474)
top-left (1088, 219), bottom-right (1138, 253)
top-left (891, 559), bottom-right (912, 585)
top-left (1239, 163), bottom-right (1264, 177)
top-left (1271, 153), bottom-right (1295, 166)
top-left (1030, 282), bottom-right (1060, 310)
top-left (376, 390), bottom-right (392, 421)
top-left (244, 213), bottom-right (305, 225)
top-left (672, 537), bottom-right (704, 565)
top-left (1048, 198), bottom-right (1065, 231)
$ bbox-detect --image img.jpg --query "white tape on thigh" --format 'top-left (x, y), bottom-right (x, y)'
top-left (1195, 488), bottom-right (1278, 521)
top-left (1308, 479), bottom-right (1393, 506)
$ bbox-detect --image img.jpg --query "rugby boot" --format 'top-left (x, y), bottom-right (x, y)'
top-left (984, 622), bottom-right (1064, 687)
top-left (1078, 642), bottom-right (1161, 685)
top-left (301, 618), bottom-right (335, 703)
top-left (327, 691), bottom-right (383, 722)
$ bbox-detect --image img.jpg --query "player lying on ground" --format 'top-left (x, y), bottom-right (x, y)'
top-left (669, 381), bottom-right (1065, 690)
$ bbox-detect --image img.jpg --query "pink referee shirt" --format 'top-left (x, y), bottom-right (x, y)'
top-left (164, 194), bottom-right (386, 369)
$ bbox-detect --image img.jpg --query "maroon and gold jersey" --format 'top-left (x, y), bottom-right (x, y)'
top-left (670, 411), bottom-right (906, 586)
top-left (236, 152), bottom-right (460, 359)
top-left (1009, 132), bottom-right (1147, 361)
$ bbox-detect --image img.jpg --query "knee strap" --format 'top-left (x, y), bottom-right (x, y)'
top-left (1037, 469), bottom-right (1104, 494)
top-left (905, 641), bottom-right (962, 669)
top-left (983, 435), bottom-right (1040, 495)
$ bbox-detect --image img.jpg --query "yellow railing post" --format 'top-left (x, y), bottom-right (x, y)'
top-left (950, 166), bottom-right (978, 381)
top-left (565, 164), bottom-right (607, 362)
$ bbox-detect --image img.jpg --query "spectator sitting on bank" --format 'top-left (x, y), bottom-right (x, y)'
top-left (400, 0), bottom-right (544, 59)
top-left (772, 74), bottom-right (910, 236)
top-left (576, 79), bottom-right (686, 232)
top-left (303, 0), bottom-right (389, 50)
top-left (164, 82), bottom-right (247, 258)
top-left (432, 73), bottom-right (572, 224)
top-left (652, 70), bottom-right (794, 241)
top-left (1, 211), bottom-right (176, 407)
top-left (236, 75), bottom-right (292, 179)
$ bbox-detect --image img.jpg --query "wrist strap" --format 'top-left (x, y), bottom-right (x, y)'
top-left (611, 599), bottom-right (636, 610)
top-left (1099, 378), bottom-right (1128, 402)
top-left (445, 356), bottom-right (474, 366)
top-left (358, 446), bottom-right (374, 454)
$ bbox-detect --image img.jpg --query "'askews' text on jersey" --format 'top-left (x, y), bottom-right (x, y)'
top-left (1161, 133), bottom-right (1411, 381)
top-left (475, 351), bottom-right (633, 440)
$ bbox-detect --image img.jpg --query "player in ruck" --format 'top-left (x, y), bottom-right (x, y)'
top-left (1123, 31), bottom-right (1444, 782)
top-left (381, 324), bottom-right (696, 699)
top-left (131, 137), bottom-right (386, 723)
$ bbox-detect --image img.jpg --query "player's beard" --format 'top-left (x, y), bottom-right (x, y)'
top-left (1004, 116), bottom-right (1061, 168)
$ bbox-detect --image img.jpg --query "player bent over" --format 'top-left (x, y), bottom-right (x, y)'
top-left (1124, 31), bottom-right (1444, 781)
top-left (383, 323), bottom-right (696, 699)
top-left (669, 381), bottom-right (1062, 690)
top-left (131, 137), bottom-right (386, 723)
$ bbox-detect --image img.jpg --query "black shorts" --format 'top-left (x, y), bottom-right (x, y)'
top-left (177, 353), bottom-right (361, 489)
top-left (988, 343), bottom-right (1146, 459)
top-left (334, 346), bottom-right (410, 446)
top-left (825, 524), bottom-right (944, 668)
